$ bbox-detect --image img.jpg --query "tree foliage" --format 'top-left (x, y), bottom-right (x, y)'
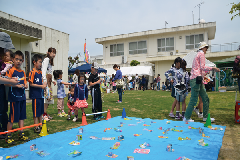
top-left (130, 60), bottom-right (140, 66)
top-left (229, 2), bottom-right (240, 20)
top-left (68, 55), bottom-right (79, 70)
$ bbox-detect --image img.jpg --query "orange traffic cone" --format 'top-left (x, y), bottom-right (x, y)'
top-left (106, 109), bottom-right (111, 120)
top-left (80, 113), bottom-right (88, 126)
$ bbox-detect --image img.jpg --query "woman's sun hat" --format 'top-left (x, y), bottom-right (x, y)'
top-left (198, 42), bottom-right (208, 50)
top-left (0, 32), bottom-right (15, 49)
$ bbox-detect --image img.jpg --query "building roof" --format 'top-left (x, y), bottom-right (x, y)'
top-left (95, 22), bottom-right (216, 44)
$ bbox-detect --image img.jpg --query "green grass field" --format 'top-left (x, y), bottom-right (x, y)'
top-left (0, 90), bottom-right (239, 159)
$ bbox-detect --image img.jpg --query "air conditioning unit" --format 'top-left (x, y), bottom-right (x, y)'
top-left (170, 52), bottom-right (174, 56)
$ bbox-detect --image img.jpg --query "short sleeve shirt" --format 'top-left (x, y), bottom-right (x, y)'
top-left (6, 67), bottom-right (27, 102)
top-left (57, 79), bottom-right (66, 98)
top-left (88, 73), bottom-right (100, 89)
top-left (28, 68), bottom-right (43, 99)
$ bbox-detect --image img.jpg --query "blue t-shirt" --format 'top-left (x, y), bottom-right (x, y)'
top-left (28, 68), bottom-right (43, 99)
top-left (74, 84), bottom-right (88, 101)
top-left (112, 70), bottom-right (122, 81)
top-left (6, 67), bottom-right (26, 102)
top-left (57, 79), bottom-right (66, 98)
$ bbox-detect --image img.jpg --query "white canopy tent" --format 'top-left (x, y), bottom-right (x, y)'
top-left (105, 66), bottom-right (153, 76)
top-left (183, 51), bottom-right (216, 68)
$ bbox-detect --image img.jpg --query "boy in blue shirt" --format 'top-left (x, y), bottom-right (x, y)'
top-left (5, 51), bottom-right (29, 144)
top-left (28, 54), bottom-right (47, 133)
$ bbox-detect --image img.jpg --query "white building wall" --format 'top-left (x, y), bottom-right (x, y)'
top-left (0, 11), bottom-right (69, 98)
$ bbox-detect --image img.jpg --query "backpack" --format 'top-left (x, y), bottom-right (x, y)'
top-left (232, 55), bottom-right (240, 78)
top-left (175, 71), bottom-right (187, 102)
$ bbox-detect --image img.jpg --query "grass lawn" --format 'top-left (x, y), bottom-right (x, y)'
top-left (0, 90), bottom-right (240, 159)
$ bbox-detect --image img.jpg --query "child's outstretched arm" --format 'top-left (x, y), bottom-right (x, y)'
top-left (61, 81), bottom-right (75, 85)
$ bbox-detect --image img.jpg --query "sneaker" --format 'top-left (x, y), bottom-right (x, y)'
top-left (58, 113), bottom-right (63, 117)
top-left (183, 117), bottom-right (194, 122)
top-left (198, 113), bottom-right (203, 118)
top-left (179, 113), bottom-right (182, 118)
top-left (18, 132), bottom-right (30, 142)
top-left (73, 117), bottom-right (78, 122)
top-left (43, 115), bottom-right (50, 121)
top-left (175, 115), bottom-right (181, 120)
top-left (34, 127), bottom-right (41, 133)
top-left (169, 112), bottom-right (175, 118)
top-left (67, 115), bottom-right (71, 120)
top-left (94, 117), bottom-right (100, 121)
top-left (99, 116), bottom-right (105, 119)
top-left (62, 112), bottom-right (68, 117)
top-left (5, 135), bottom-right (15, 145)
top-left (203, 117), bottom-right (215, 122)
top-left (194, 108), bottom-right (199, 115)
top-left (47, 114), bottom-right (53, 119)
top-left (116, 101), bottom-right (122, 103)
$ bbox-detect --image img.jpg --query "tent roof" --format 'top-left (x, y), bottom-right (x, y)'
top-left (69, 63), bottom-right (107, 74)
top-left (214, 56), bottom-right (236, 64)
top-left (183, 51), bottom-right (216, 68)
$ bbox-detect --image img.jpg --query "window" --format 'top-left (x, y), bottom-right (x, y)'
top-left (129, 41), bottom-right (147, 55)
top-left (110, 44), bottom-right (124, 57)
top-left (186, 34), bottom-right (204, 49)
top-left (157, 37), bottom-right (174, 52)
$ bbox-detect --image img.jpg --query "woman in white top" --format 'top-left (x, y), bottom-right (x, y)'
top-left (72, 69), bottom-right (80, 84)
top-left (42, 47), bottom-right (57, 120)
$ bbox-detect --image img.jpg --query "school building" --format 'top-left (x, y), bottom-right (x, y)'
top-left (0, 10), bottom-right (69, 98)
top-left (95, 21), bottom-right (240, 85)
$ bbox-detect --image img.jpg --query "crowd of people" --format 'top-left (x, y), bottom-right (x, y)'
top-left (0, 31), bottom-right (221, 145)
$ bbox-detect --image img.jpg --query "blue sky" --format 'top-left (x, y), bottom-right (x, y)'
top-left (0, 0), bottom-right (239, 60)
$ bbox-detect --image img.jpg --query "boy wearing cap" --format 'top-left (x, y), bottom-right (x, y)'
top-left (183, 42), bottom-right (220, 123)
top-left (88, 62), bottom-right (104, 120)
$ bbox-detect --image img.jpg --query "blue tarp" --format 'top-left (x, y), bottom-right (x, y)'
top-left (0, 117), bottom-right (225, 160)
top-left (68, 63), bottom-right (107, 74)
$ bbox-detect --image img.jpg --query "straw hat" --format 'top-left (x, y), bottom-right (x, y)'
top-left (198, 42), bottom-right (208, 50)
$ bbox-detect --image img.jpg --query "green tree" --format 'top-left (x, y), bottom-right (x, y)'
top-left (229, 2), bottom-right (240, 20)
top-left (68, 55), bottom-right (79, 70)
top-left (130, 60), bottom-right (140, 66)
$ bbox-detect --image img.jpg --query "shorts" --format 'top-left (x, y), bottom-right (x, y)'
top-left (9, 101), bottom-right (26, 123)
top-left (32, 98), bottom-right (44, 118)
top-left (171, 85), bottom-right (176, 98)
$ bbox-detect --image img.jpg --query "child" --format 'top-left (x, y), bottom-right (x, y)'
top-left (175, 59), bottom-right (190, 119)
top-left (1, 49), bottom-right (13, 76)
top-left (42, 47), bottom-right (57, 121)
top-left (5, 51), bottom-right (29, 144)
top-left (73, 73), bottom-right (88, 122)
top-left (72, 69), bottom-right (80, 84)
top-left (89, 62), bottom-right (104, 120)
top-left (162, 82), bottom-right (166, 91)
top-left (165, 57), bottom-right (182, 118)
top-left (67, 86), bottom-right (75, 120)
top-left (53, 70), bottom-right (74, 117)
top-left (28, 54), bottom-right (47, 133)
top-left (100, 79), bottom-right (105, 102)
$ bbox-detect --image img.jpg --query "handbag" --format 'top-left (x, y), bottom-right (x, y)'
top-left (196, 76), bottom-right (203, 84)
top-left (74, 84), bottom-right (88, 108)
top-left (116, 79), bottom-right (124, 88)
